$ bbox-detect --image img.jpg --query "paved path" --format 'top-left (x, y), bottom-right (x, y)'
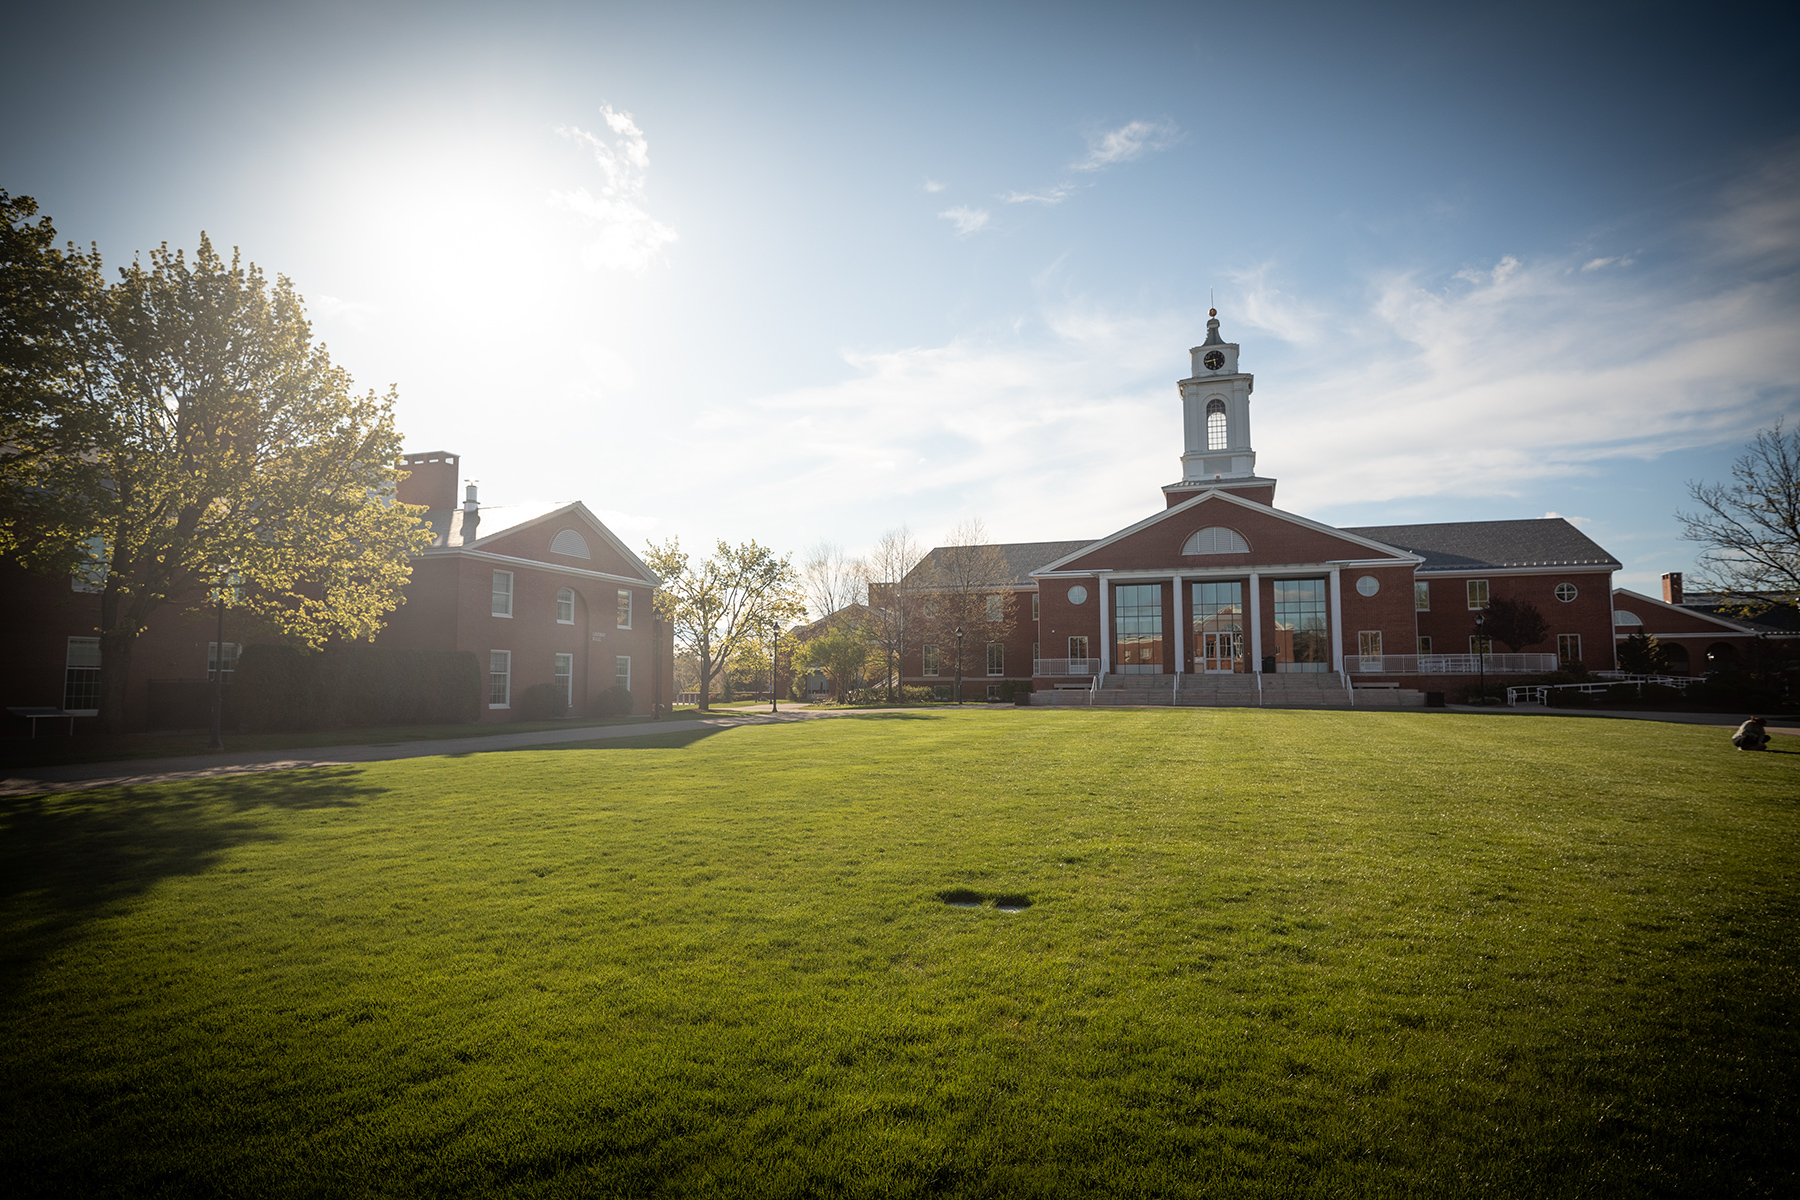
top-left (6, 703), bottom-right (1792, 797)
top-left (0, 707), bottom-right (858, 797)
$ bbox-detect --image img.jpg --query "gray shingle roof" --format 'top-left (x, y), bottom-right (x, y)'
top-left (1341, 518), bottom-right (1621, 572)
top-left (903, 539), bottom-right (1098, 588)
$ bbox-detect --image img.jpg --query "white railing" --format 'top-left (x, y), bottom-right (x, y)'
top-left (1036, 658), bottom-right (1100, 677)
top-left (1509, 674), bottom-right (1698, 707)
top-left (1346, 653), bottom-right (1559, 675)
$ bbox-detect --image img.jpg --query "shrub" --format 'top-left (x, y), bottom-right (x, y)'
top-left (234, 643), bottom-right (482, 730)
top-left (998, 681), bottom-right (1017, 702)
top-left (900, 686), bottom-right (935, 704)
top-left (590, 685), bottom-right (635, 717)
top-left (514, 682), bottom-right (570, 722)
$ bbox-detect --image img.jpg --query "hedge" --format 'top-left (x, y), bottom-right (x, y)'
top-left (234, 644), bottom-right (482, 730)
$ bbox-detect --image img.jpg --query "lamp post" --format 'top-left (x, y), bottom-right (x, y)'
top-left (1475, 611), bottom-right (1486, 706)
top-left (954, 626), bottom-right (964, 705)
top-left (208, 571), bottom-right (228, 752)
top-left (771, 620), bottom-right (779, 714)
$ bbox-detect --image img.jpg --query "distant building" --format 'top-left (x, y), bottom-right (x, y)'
top-left (1610, 572), bottom-right (1798, 675)
top-left (896, 313), bottom-right (1626, 705)
top-left (0, 451), bottom-right (673, 733)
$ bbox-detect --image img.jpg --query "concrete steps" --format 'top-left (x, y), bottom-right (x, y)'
top-left (1032, 671), bottom-right (1425, 709)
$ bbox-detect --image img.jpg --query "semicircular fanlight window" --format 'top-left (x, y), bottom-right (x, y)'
top-left (1182, 526), bottom-right (1250, 556)
top-left (550, 528), bottom-right (591, 559)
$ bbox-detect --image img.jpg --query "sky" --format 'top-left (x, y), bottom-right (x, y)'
top-left (5, 0), bottom-right (1797, 596)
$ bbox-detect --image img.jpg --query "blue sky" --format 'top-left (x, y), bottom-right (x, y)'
top-left (5, 1), bottom-right (1796, 590)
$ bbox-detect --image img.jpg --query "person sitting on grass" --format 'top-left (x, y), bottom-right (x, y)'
top-left (1732, 717), bottom-right (1770, 751)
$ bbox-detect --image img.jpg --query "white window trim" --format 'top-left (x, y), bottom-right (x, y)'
top-left (207, 641), bottom-right (242, 683)
top-left (557, 587), bottom-right (575, 625)
top-left (987, 641), bottom-right (1004, 676)
top-left (1467, 579), bottom-right (1489, 610)
top-left (554, 652), bottom-right (574, 706)
top-left (64, 636), bottom-right (101, 715)
top-left (1415, 581), bottom-right (1430, 612)
top-left (492, 570), bottom-right (514, 618)
top-left (489, 649), bottom-right (512, 709)
top-left (617, 588), bottom-right (633, 630)
top-left (615, 654), bottom-right (631, 692)
top-left (1558, 633), bottom-right (1582, 661)
top-left (923, 644), bottom-right (940, 676)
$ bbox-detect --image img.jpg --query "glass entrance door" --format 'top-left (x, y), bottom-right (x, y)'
top-left (1191, 581), bottom-right (1245, 673)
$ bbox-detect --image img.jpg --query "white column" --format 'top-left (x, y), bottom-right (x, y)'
top-left (1172, 576), bottom-right (1184, 674)
top-left (1098, 576), bottom-right (1111, 676)
top-left (1329, 566), bottom-right (1344, 674)
top-left (1248, 572), bottom-right (1262, 672)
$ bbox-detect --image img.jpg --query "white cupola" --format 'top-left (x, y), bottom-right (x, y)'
top-left (1178, 309), bottom-right (1256, 482)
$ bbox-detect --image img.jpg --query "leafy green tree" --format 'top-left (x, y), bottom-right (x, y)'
top-left (643, 537), bottom-right (804, 711)
top-left (795, 611), bottom-right (879, 702)
top-left (2, 213), bottom-right (431, 730)
top-left (1481, 596), bottom-right (1550, 653)
top-left (1679, 420), bottom-right (1800, 617)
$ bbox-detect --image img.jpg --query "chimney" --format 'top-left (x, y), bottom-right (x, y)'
top-left (396, 451), bottom-right (460, 511)
top-left (462, 481), bottom-right (481, 543)
top-left (1662, 572), bottom-right (1682, 604)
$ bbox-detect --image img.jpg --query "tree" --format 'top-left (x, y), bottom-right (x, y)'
top-left (1679, 420), bottom-right (1800, 617)
top-left (642, 537), bottom-right (804, 711)
top-left (795, 612), bottom-right (878, 702)
top-left (801, 539), bottom-right (866, 622)
top-left (907, 518), bottom-right (1017, 701)
top-left (863, 525), bottom-right (922, 700)
top-left (2, 215), bottom-right (432, 731)
top-left (1616, 630), bottom-right (1671, 675)
top-left (1481, 596), bottom-right (1550, 653)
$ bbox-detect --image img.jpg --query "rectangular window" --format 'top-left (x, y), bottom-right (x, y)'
top-left (923, 644), bottom-right (940, 676)
top-left (987, 684), bottom-right (1000, 700)
top-left (1558, 634), bottom-right (1582, 664)
top-left (557, 587), bottom-right (574, 624)
top-left (925, 600), bottom-right (938, 619)
top-left (488, 650), bottom-right (511, 707)
top-left (1417, 636), bottom-right (1433, 656)
top-left (1272, 578), bottom-right (1330, 672)
top-left (616, 589), bottom-right (633, 629)
top-left (986, 594), bottom-right (1004, 622)
top-left (207, 641), bottom-right (241, 683)
top-left (1470, 635), bottom-right (1493, 656)
top-left (555, 653), bottom-right (573, 706)
top-left (1192, 580), bottom-right (1246, 673)
top-left (64, 637), bottom-right (100, 713)
top-left (1113, 582), bottom-right (1164, 674)
top-left (1068, 635), bottom-right (1089, 664)
top-left (1032, 594), bottom-right (1040, 621)
top-left (492, 570), bottom-right (513, 617)
top-left (1357, 631), bottom-right (1382, 659)
top-left (1467, 579), bottom-right (1489, 610)
top-left (987, 641), bottom-right (1004, 676)
top-left (615, 655), bottom-right (631, 692)
top-left (1414, 581), bottom-right (1430, 611)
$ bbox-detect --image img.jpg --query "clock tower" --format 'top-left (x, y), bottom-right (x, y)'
top-left (1163, 310), bottom-right (1278, 507)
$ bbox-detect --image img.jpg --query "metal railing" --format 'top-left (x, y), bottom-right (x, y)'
top-left (1036, 658), bottom-right (1101, 677)
top-left (1509, 674), bottom-right (1698, 707)
top-left (1346, 653), bottom-right (1559, 675)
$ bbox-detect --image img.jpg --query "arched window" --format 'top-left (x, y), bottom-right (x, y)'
top-left (550, 528), bottom-right (591, 559)
top-left (1182, 526), bottom-right (1250, 555)
top-left (1205, 398), bottom-right (1227, 451)
top-left (1613, 610), bottom-right (1641, 627)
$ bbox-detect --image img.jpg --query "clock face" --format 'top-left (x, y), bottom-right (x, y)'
top-left (1203, 350), bottom-right (1225, 371)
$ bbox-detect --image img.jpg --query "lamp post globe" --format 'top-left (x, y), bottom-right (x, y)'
top-left (954, 626), bottom-right (964, 705)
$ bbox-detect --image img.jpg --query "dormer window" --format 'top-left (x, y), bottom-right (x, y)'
top-left (1205, 399), bottom-right (1227, 451)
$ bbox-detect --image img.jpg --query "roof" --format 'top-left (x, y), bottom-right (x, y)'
top-left (1677, 593), bottom-right (1800, 634)
top-left (903, 539), bottom-right (1098, 589)
top-left (1340, 518), bottom-right (1621, 573)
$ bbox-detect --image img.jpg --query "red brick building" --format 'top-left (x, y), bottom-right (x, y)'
top-left (1, 450), bottom-right (671, 734)
top-left (897, 313), bottom-right (1625, 705)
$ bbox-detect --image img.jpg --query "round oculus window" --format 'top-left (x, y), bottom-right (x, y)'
top-left (1355, 575), bottom-right (1379, 597)
top-left (1555, 582), bottom-right (1578, 602)
top-left (1067, 585), bottom-right (1089, 605)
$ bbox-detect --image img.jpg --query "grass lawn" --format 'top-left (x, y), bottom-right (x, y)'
top-left (0, 708), bottom-right (701, 771)
top-left (2, 709), bottom-right (1795, 1196)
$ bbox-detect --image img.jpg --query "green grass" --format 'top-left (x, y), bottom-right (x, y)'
top-left (2, 709), bottom-right (1795, 1196)
top-left (0, 708), bottom-right (702, 770)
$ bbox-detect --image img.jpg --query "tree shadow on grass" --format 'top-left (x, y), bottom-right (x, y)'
top-left (482, 711), bottom-right (946, 756)
top-left (0, 766), bottom-right (385, 1001)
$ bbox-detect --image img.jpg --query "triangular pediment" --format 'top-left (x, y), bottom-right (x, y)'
top-left (1034, 489), bottom-right (1421, 575)
top-left (461, 501), bottom-right (662, 585)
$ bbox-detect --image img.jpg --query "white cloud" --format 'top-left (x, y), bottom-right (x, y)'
top-left (1001, 183), bottom-right (1075, 205)
top-left (309, 294), bottom-right (379, 327)
top-left (1579, 255), bottom-right (1635, 271)
top-left (1073, 119), bottom-right (1180, 171)
top-left (549, 106), bottom-right (679, 272)
top-left (939, 206), bottom-right (991, 236)
top-left (1545, 511), bottom-right (1594, 527)
top-left (923, 179), bottom-right (946, 193)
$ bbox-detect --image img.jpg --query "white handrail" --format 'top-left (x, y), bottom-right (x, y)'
top-left (1255, 672), bottom-right (1263, 706)
top-left (1344, 672), bottom-right (1354, 706)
